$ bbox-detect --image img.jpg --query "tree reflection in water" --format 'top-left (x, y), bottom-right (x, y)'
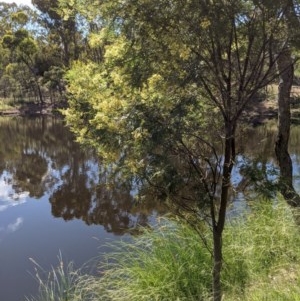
top-left (14, 152), bottom-right (48, 198)
top-left (1, 117), bottom-right (300, 235)
top-left (0, 116), bottom-right (165, 235)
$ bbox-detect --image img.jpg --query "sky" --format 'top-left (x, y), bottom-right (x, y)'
top-left (1, 0), bottom-right (33, 7)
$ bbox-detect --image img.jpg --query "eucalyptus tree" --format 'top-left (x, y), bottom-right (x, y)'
top-left (2, 27), bottom-right (44, 103)
top-left (32, 0), bottom-right (82, 67)
top-left (0, 3), bottom-right (24, 99)
top-left (0, 3), bottom-right (47, 102)
top-left (275, 0), bottom-right (300, 206)
top-left (250, 0), bottom-right (300, 206)
top-left (63, 1), bottom-right (291, 300)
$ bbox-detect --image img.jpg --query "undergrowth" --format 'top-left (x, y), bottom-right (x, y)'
top-left (26, 198), bottom-right (300, 301)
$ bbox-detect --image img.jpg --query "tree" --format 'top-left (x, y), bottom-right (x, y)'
top-left (275, 0), bottom-right (300, 206)
top-left (32, 0), bottom-right (81, 67)
top-left (2, 28), bottom-right (44, 103)
top-left (0, 4), bottom-right (48, 103)
top-left (253, 0), bottom-right (300, 206)
top-left (63, 1), bottom-right (291, 300)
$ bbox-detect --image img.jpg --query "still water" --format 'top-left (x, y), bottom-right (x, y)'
top-left (0, 116), bottom-right (161, 301)
top-left (1, 116), bottom-right (300, 301)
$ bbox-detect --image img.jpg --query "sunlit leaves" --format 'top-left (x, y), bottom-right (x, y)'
top-left (11, 11), bottom-right (28, 25)
top-left (104, 36), bottom-right (128, 62)
top-left (63, 0), bottom-right (289, 202)
top-left (2, 34), bottom-right (14, 48)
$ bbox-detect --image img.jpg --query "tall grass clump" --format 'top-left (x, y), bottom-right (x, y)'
top-left (98, 198), bottom-right (300, 301)
top-left (25, 252), bottom-right (102, 301)
top-left (223, 198), bottom-right (300, 300)
top-left (97, 218), bottom-right (212, 301)
top-left (27, 197), bottom-right (300, 301)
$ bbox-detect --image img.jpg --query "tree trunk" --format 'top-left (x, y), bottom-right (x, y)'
top-left (275, 47), bottom-right (300, 206)
top-left (212, 121), bottom-right (235, 301)
top-left (212, 228), bottom-right (223, 301)
top-left (36, 80), bottom-right (44, 104)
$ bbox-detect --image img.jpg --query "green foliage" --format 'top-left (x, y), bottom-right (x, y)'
top-left (223, 198), bottom-right (300, 300)
top-left (63, 0), bottom-right (285, 183)
top-left (63, 5), bottom-right (293, 298)
top-left (25, 253), bottom-right (85, 301)
top-left (101, 200), bottom-right (300, 301)
top-left (98, 220), bottom-right (212, 301)
top-left (2, 34), bottom-right (15, 48)
top-left (2, 28), bottom-right (37, 58)
top-left (11, 11), bottom-right (29, 25)
top-left (26, 256), bottom-right (103, 301)
top-left (14, 28), bottom-right (29, 41)
top-left (238, 156), bottom-right (279, 199)
top-left (27, 197), bottom-right (300, 301)
top-left (64, 56), bottom-right (216, 197)
top-left (0, 0), bottom-right (83, 104)
top-left (0, 97), bottom-right (15, 110)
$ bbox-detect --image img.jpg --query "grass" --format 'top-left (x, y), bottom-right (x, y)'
top-left (25, 252), bottom-right (103, 301)
top-left (0, 97), bottom-right (41, 111)
top-left (223, 199), bottom-right (300, 300)
top-left (26, 197), bottom-right (300, 301)
top-left (0, 98), bottom-right (16, 110)
top-left (97, 219), bottom-right (212, 301)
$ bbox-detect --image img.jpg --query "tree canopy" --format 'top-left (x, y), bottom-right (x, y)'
top-left (62, 1), bottom-right (298, 300)
top-left (1, 0), bottom-right (300, 300)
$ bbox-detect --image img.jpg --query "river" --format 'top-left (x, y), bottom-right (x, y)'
top-left (0, 116), bottom-right (299, 301)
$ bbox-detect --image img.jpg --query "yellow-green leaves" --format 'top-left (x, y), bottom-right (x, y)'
top-left (11, 11), bottom-right (28, 25)
top-left (104, 36), bottom-right (128, 62)
top-left (2, 34), bottom-right (14, 48)
top-left (141, 74), bottom-right (165, 102)
top-left (200, 17), bottom-right (211, 29)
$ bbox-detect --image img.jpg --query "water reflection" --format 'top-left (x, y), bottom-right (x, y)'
top-left (232, 121), bottom-right (300, 202)
top-left (1, 116), bottom-right (300, 301)
top-left (0, 116), bottom-right (164, 235)
top-left (2, 117), bottom-right (300, 234)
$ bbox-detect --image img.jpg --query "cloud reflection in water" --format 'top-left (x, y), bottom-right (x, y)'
top-left (0, 175), bottom-right (27, 241)
top-left (0, 174), bottom-right (29, 211)
top-left (7, 217), bottom-right (24, 232)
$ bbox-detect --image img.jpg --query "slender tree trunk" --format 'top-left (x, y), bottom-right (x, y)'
top-left (212, 228), bottom-right (223, 301)
top-left (212, 121), bottom-right (235, 301)
top-left (21, 57), bottom-right (44, 104)
top-left (35, 79), bottom-right (44, 105)
top-left (275, 47), bottom-right (300, 206)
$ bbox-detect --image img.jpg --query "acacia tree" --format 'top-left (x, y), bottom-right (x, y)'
top-left (64, 1), bottom-right (291, 300)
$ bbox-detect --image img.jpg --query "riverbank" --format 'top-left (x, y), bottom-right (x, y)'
top-left (27, 198), bottom-right (300, 301)
top-left (0, 102), bottom-right (66, 116)
top-left (243, 85), bottom-right (300, 125)
top-left (243, 98), bottom-right (300, 126)
top-left (1, 93), bottom-right (300, 126)
top-left (0, 99), bottom-right (279, 120)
